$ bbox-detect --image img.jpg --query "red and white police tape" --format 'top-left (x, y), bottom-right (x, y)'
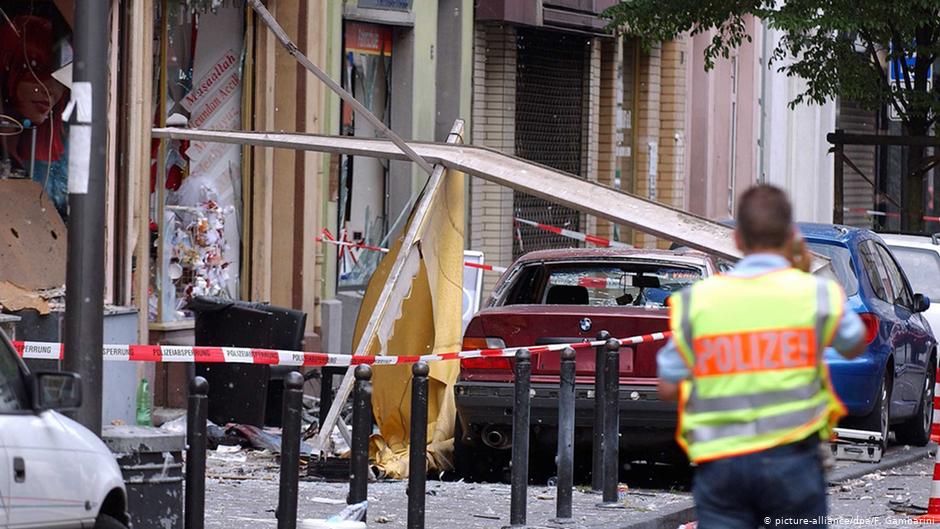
top-left (316, 230), bottom-right (508, 274)
top-left (514, 217), bottom-right (631, 249)
top-left (12, 332), bottom-right (671, 367)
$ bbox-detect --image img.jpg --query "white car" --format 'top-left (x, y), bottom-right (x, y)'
top-left (0, 330), bottom-right (129, 529)
top-left (881, 234), bottom-right (940, 338)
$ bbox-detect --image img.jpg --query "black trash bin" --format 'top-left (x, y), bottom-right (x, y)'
top-left (187, 296), bottom-right (307, 427)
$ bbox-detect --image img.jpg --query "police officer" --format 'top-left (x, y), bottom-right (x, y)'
top-left (657, 185), bottom-right (865, 529)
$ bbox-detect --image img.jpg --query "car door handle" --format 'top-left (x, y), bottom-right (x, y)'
top-left (13, 457), bottom-right (24, 483)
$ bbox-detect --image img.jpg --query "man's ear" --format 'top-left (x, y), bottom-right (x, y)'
top-left (733, 229), bottom-right (746, 252)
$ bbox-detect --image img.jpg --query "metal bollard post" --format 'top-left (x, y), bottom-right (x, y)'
top-left (185, 377), bottom-right (209, 529)
top-left (599, 339), bottom-right (622, 508)
top-left (555, 347), bottom-right (576, 521)
top-left (407, 362), bottom-right (430, 529)
top-left (509, 349), bottom-right (532, 527)
top-left (277, 372), bottom-right (304, 529)
top-left (592, 330), bottom-right (610, 492)
top-left (349, 365), bottom-right (373, 516)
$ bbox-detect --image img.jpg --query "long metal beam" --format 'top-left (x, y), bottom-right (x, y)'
top-left (153, 128), bottom-right (743, 260)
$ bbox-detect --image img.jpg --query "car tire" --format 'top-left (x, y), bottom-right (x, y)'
top-left (850, 369), bottom-right (892, 451)
top-left (94, 514), bottom-right (128, 529)
top-left (895, 355), bottom-right (936, 447)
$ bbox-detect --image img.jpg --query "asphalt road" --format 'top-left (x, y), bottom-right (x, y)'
top-left (202, 443), bottom-right (936, 529)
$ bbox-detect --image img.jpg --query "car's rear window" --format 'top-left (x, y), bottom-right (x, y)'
top-left (506, 262), bottom-right (703, 307)
top-left (887, 246), bottom-right (940, 300)
top-left (806, 241), bottom-right (859, 296)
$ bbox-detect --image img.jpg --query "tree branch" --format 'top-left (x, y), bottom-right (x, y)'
top-left (888, 22), bottom-right (914, 93)
top-left (860, 30), bottom-right (908, 121)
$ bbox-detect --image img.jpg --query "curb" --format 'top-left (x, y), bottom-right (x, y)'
top-left (585, 498), bottom-right (695, 529)
top-left (826, 443), bottom-right (936, 485)
top-left (618, 501), bottom-right (695, 529)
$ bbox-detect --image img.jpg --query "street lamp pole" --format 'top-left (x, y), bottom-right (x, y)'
top-left (63, 0), bottom-right (110, 434)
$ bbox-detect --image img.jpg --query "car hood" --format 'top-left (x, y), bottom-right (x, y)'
top-left (49, 411), bottom-right (116, 456)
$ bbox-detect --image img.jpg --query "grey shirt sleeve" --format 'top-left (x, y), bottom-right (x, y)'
top-left (657, 338), bottom-right (691, 382)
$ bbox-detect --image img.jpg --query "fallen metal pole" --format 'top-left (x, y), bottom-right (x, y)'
top-left (510, 349), bottom-right (532, 527)
top-left (556, 347), bottom-right (576, 521)
top-left (349, 365), bottom-right (373, 516)
top-left (185, 377), bottom-right (209, 529)
top-left (277, 372), bottom-right (304, 529)
top-left (149, 127), bottom-right (786, 263)
top-left (600, 339), bottom-right (621, 508)
top-left (407, 362), bottom-right (430, 529)
top-left (592, 330), bottom-right (610, 492)
top-left (245, 0), bottom-right (433, 176)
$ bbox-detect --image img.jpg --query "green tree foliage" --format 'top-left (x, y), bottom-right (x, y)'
top-left (604, 0), bottom-right (940, 229)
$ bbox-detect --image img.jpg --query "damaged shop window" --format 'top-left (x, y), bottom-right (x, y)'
top-left (337, 21), bottom-right (393, 289)
top-left (149, 0), bottom-right (246, 323)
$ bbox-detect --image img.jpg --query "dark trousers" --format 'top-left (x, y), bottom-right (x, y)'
top-left (693, 436), bottom-right (827, 529)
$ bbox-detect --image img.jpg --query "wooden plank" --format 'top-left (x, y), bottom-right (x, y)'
top-left (250, 2), bottom-right (276, 303)
top-left (270, 0), bottom-right (298, 308)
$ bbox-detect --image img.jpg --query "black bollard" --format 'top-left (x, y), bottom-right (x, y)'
top-left (599, 339), bottom-right (622, 507)
top-left (592, 330), bottom-right (610, 492)
top-left (349, 365), bottom-right (373, 515)
top-left (555, 347), bottom-right (576, 521)
top-left (509, 349), bottom-right (532, 527)
top-left (277, 372), bottom-right (304, 529)
top-left (407, 362), bottom-right (430, 529)
top-left (185, 377), bottom-right (209, 529)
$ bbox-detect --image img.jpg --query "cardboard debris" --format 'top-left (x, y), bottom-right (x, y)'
top-left (0, 281), bottom-right (51, 314)
top-left (0, 180), bottom-right (67, 291)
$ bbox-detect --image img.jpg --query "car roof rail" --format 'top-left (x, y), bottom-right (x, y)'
top-left (932, 233), bottom-right (940, 245)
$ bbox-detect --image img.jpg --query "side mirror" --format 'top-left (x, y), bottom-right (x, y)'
top-left (32, 372), bottom-right (82, 411)
top-left (914, 293), bottom-right (931, 314)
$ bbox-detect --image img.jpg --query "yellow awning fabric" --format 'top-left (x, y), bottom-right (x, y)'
top-left (351, 167), bottom-right (466, 479)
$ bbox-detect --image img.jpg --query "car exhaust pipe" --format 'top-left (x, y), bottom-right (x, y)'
top-left (482, 425), bottom-right (511, 449)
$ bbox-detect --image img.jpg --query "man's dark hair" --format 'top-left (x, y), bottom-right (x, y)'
top-left (736, 185), bottom-right (793, 250)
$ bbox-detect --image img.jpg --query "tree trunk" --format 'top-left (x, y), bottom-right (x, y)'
top-left (902, 118), bottom-right (929, 233)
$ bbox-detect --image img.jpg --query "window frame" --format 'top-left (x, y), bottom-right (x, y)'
top-left (875, 243), bottom-right (914, 310)
top-left (0, 333), bottom-right (32, 414)
top-left (857, 240), bottom-right (892, 303)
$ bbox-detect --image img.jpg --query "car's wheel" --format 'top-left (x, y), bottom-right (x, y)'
top-left (94, 514), bottom-right (128, 529)
top-left (850, 369), bottom-right (892, 451)
top-left (895, 355), bottom-right (936, 447)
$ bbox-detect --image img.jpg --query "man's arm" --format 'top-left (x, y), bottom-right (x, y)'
top-left (830, 301), bottom-right (866, 360)
top-left (657, 339), bottom-right (689, 402)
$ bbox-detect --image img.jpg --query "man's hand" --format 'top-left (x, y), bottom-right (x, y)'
top-left (790, 236), bottom-right (812, 273)
top-left (658, 380), bottom-right (679, 402)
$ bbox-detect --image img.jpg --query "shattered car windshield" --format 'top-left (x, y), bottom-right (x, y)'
top-left (543, 263), bottom-right (702, 307)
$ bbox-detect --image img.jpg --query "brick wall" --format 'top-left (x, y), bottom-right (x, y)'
top-left (470, 24), bottom-right (517, 294)
top-left (596, 38), bottom-right (621, 242)
top-left (627, 37), bottom-right (688, 249)
top-left (582, 37), bottom-right (602, 239)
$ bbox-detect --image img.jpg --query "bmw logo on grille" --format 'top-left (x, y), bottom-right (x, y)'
top-left (579, 318), bottom-right (593, 332)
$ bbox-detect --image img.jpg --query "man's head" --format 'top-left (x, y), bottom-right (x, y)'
top-left (734, 185), bottom-right (794, 254)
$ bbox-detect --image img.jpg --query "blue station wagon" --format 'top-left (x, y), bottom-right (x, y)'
top-left (801, 223), bottom-right (936, 448)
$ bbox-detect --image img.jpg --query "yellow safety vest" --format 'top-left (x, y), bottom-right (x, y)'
top-left (669, 268), bottom-right (847, 463)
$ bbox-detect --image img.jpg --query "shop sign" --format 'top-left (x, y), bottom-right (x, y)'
top-left (357, 0), bottom-right (412, 11)
top-left (345, 21), bottom-right (393, 56)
